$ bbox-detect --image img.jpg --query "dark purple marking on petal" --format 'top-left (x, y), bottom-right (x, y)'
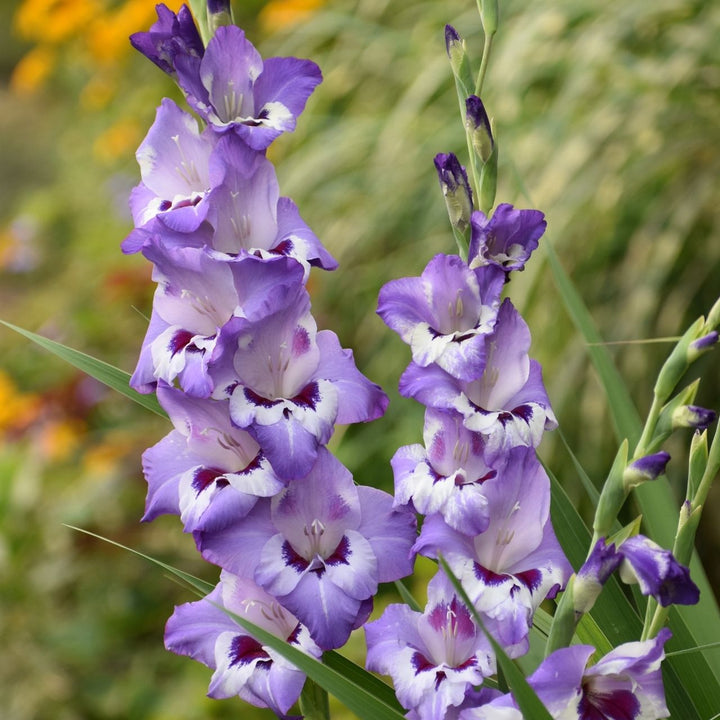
top-left (169, 329), bottom-right (194, 356)
top-left (434, 670), bottom-right (447, 691)
top-left (515, 568), bottom-right (542, 592)
top-left (325, 535), bottom-right (351, 567)
top-left (411, 651), bottom-right (435, 674)
top-left (282, 539), bottom-right (309, 573)
top-left (159, 199), bottom-right (172, 211)
top-left (286, 623), bottom-right (302, 645)
top-left (228, 635), bottom-right (271, 668)
top-left (172, 195), bottom-right (202, 209)
top-left (512, 405), bottom-right (534, 422)
top-left (497, 411), bottom-right (513, 426)
top-left (291, 382), bottom-right (320, 410)
top-left (270, 239), bottom-right (294, 256)
top-left (244, 387), bottom-right (279, 409)
top-left (579, 683), bottom-right (640, 720)
top-left (455, 469), bottom-right (496, 487)
top-left (192, 467), bottom-right (229, 495)
top-left (428, 465), bottom-right (445, 486)
top-left (236, 451), bottom-right (265, 476)
top-left (473, 563), bottom-right (507, 586)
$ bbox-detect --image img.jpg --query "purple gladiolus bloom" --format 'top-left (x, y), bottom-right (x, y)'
top-left (165, 570), bottom-right (321, 718)
top-left (142, 384), bottom-right (286, 533)
top-left (212, 281), bottom-right (388, 480)
top-left (197, 448), bottom-right (417, 649)
top-left (463, 629), bottom-right (671, 719)
top-left (365, 570), bottom-right (495, 720)
top-left (399, 298), bottom-right (556, 453)
top-left (378, 253), bottom-right (504, 380)
top-left (123, 99), bottom-right (218, 253)
top-left (174, 25), bottom-right (322, 150)
top-left (468, 204), bottom-right (546, 274)
top-left (206, 135), bottom-right (336, 270)
top-left (131, 244), bottom-right (305, 397)
top-left (392, 408), bottom-right (498, 535)
top-left (414, 446), bottom-right (571, 652)
top-left (618, 535), bottom-right (699, 606)
top-left (130, 4), bottom-right (204, 76)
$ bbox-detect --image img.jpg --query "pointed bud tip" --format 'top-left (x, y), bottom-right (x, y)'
top-left (445, 24), bottom-right (461, 50)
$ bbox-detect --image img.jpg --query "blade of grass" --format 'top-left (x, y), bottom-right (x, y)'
top-left (1, 321), bottom-right (165, 418)
top-left (394, 579), bottom-right (422, 612)
top-left (65, 525), bottom-right (406, 720)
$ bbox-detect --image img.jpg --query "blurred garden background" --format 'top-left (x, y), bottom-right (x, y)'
top-left (1, 0), bottom-right (719, 717)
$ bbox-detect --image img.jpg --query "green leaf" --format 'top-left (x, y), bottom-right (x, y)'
top-left (393, 579), bottom-right (422, 612)
top-left (64, 525), bottom-right (214, 596)
top-left (323, 652), bottom-right (404, 713)
top-left (0, 320), bottom-right (166, 418)
top-left (543, 242), bottom-right (642, 446)
top-left (438, 556), bottom-right (554, 720)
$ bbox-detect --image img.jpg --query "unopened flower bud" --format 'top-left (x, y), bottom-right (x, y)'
top-left (618, 535), bottom-right (699, 607)
top-left (465, 95), bottom-right (494, 163)
top-left (687, 430), bottom-right (708, 501)
top-left (574, 539), bottom-right (622, 615)
top-left (207, 0), bottom-right (233, 32)
top-left (434, 152), bottom-right (473, 232)
top-left (687, 331), bottom-right (718, 362)
top-left (444, 24), bottom-right (465, 74)
top-left (623, 451), bottom-right (670, 491)
top-left (672, 404), bottom-right (717, 431)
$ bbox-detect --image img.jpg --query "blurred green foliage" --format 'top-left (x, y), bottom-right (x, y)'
top-left (1, 0), bottom-right (719, 717)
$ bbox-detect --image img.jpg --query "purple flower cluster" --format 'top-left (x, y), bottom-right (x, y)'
top-left (126, 6), bottom-right (416, 715)
top-left (367, 160), bottom-right (574, 718)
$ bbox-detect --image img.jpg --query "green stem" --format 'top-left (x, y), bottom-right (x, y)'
top-left (633, 394), bottom-right (663, 459)
top-left (475, 32), bottom-right (494, 96)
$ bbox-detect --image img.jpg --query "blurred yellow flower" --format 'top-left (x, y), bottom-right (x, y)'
top-left (12, 0), bottom-right (186, 97)
top-left (0, 371), bottom-right (42, 435)
top-left (259, 0), bottom-right (325, 32)
top-left (82, 432), bottom-right (133, 477)
top-left (14, 0), bottom-right (101, 44)
top-left (10, 45), bottom-right (56, 95)
top-left (80, 74), bottom-right (117, 110)
top-left (38, 418), bottom-right (85, 462)
top-left (93, 117), bottom-right (143, 162)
